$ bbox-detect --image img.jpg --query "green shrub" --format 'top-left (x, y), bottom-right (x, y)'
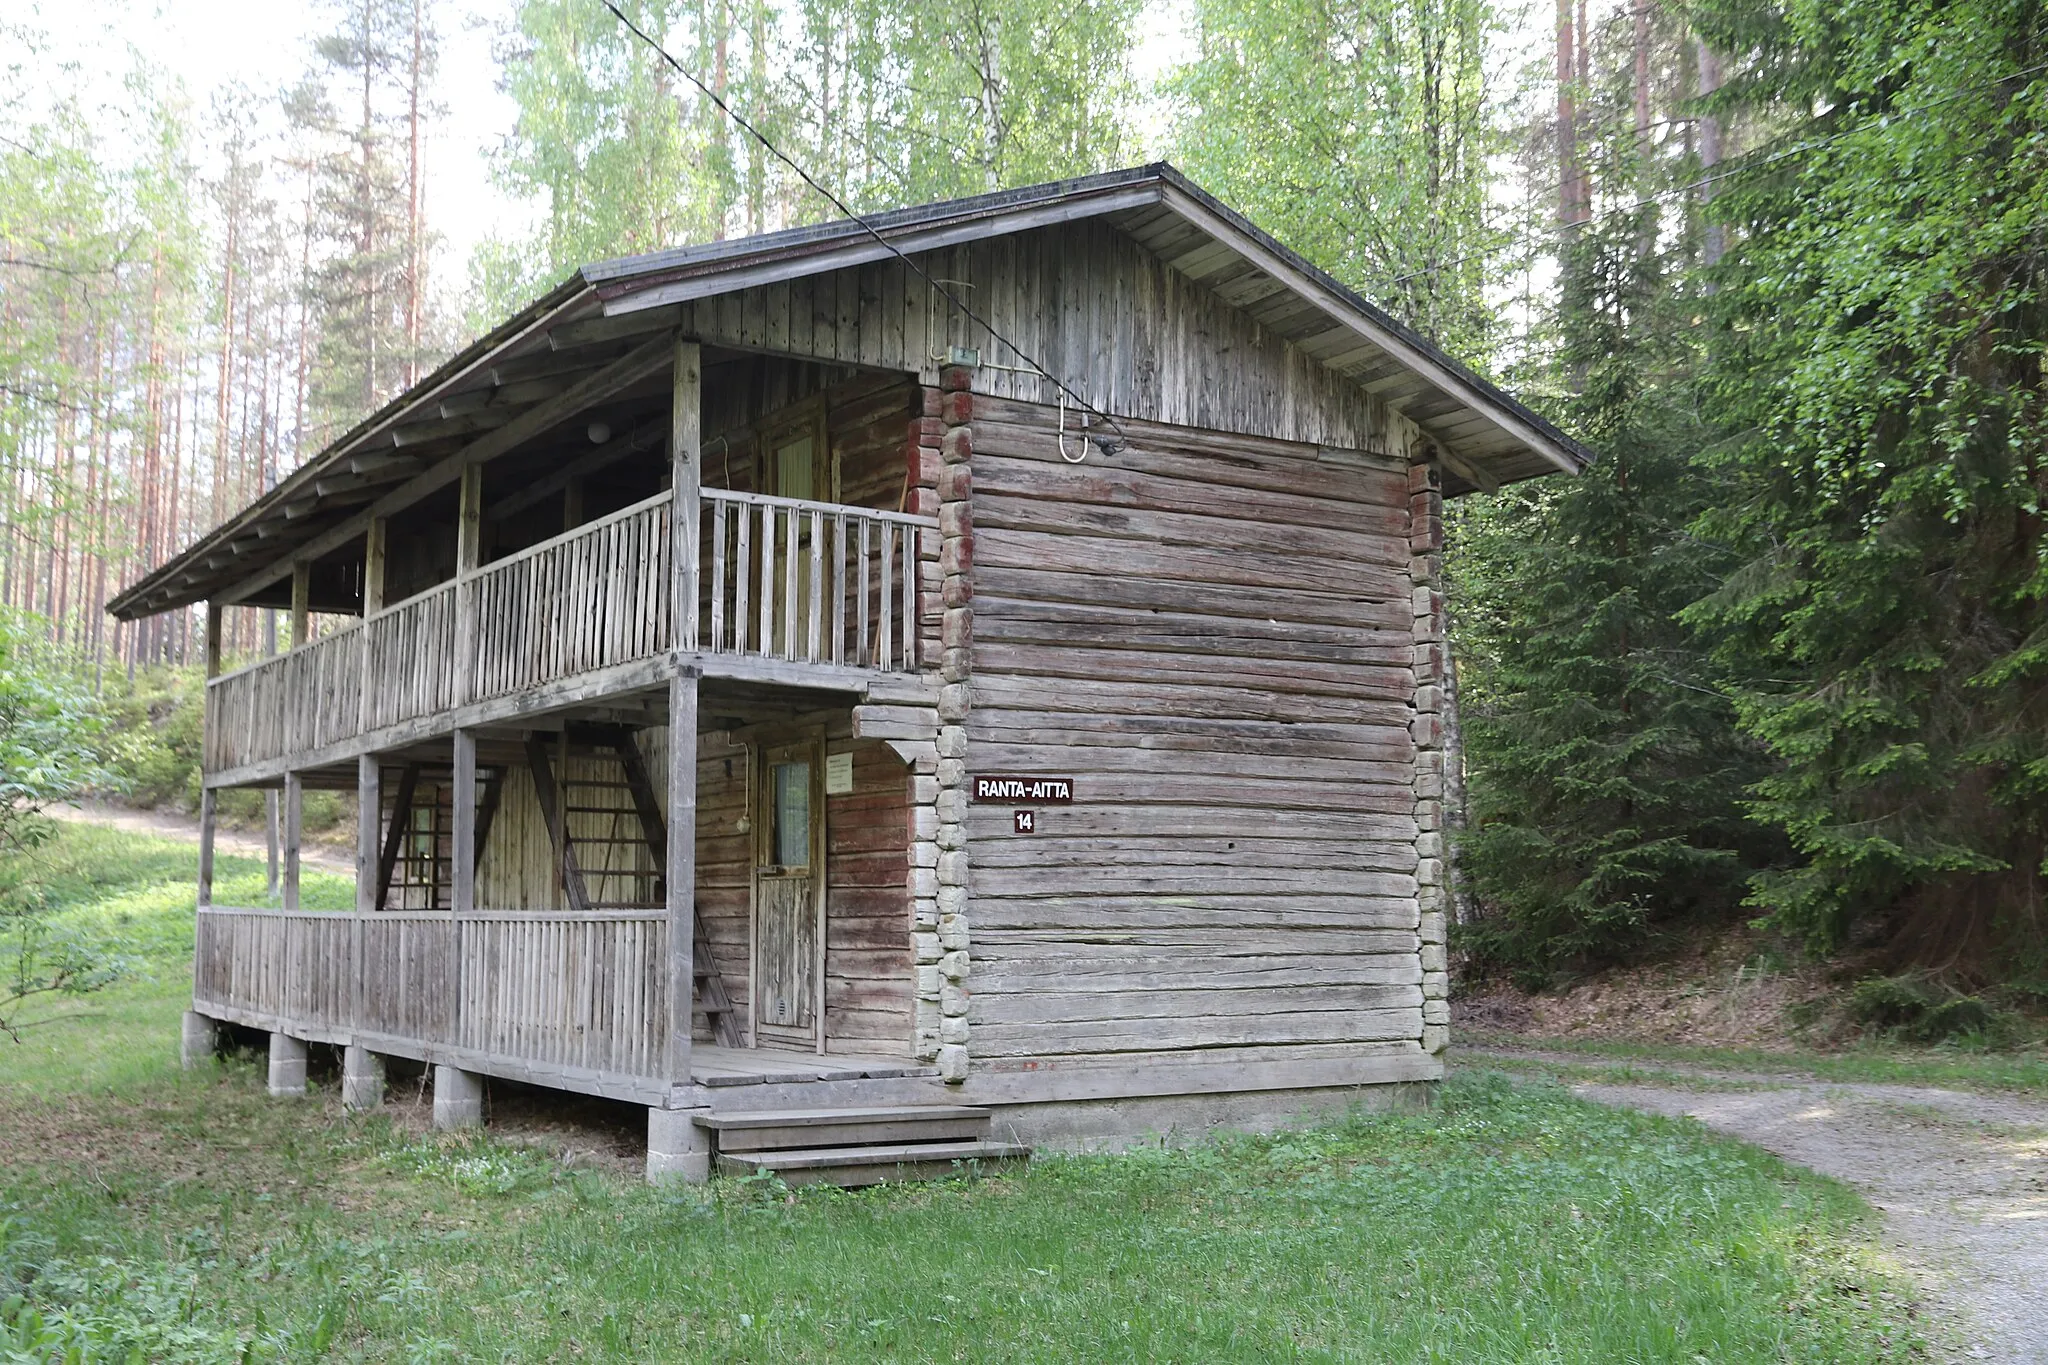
top-left (1847, 975), bottom-right (2007, 1042)
top-left (1845, 975), bottom-right (1938, 1032)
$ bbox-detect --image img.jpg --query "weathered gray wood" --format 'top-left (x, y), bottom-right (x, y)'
top-left (282, 771), bottom-right (303, 911)
top-left (665, 673), bottom-right (699, 1085)
top-left (197, 788), bottom-right (217, 908)
top-left (672, 338), bottom-right (701, 652)
top-left (289, 565), bottom-right (310, 647)
top-left (452, 729), bottom-right (476, 916)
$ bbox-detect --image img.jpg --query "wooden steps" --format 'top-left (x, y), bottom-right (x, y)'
top-left (699, 1105), bottom-right (1030, 1186)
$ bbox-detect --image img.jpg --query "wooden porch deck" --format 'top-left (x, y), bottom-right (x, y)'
top-left (193, 907), bottom-right (928, 1107)
top-left (687, 1046), bottom-right (937, 1088)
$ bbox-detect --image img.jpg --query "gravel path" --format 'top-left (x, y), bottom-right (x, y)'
top-left (1469, 1051), bottom-right (2048, 1362)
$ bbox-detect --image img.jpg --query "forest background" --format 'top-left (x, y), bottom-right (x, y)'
top-left (4, 0), bottom-right (2044, 1017)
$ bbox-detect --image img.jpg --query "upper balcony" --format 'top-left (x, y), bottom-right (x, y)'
top-left (203, 486), bottom-right (937, 785)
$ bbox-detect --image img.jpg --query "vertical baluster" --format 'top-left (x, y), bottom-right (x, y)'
top-left (710, 499), bottom-right (726, 652)
top-left (903, 522), bottom-right (918, 671)
top-left (779, 506), bottom-right (796, 661)
top-left (857, 517), bottom-right (871, 667)
top-left (758, 502), bottom-right (776, 656)
top-left (735, 500), bottom-right (752, 653)
top-left (831, 512), bottom-right (847, 666)
top-left (808, 507), bottom-right (824, 663)
top-left (879, 521), bottom-right (895, 671)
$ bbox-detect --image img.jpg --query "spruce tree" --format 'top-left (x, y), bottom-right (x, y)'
top-left (1687, 0), bottom-right (2048, 980)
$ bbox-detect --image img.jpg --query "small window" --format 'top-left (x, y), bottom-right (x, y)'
top-left (770, 760), bottom-right (811, 868)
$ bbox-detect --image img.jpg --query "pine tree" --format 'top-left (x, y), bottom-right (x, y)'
top-left (292, 0), bottom-right (437, 432)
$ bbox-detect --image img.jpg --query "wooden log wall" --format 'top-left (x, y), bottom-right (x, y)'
top-left (824, 738), bottom-right (912, 1052)
top-left (962, 395), bottom-right (1426, 1061)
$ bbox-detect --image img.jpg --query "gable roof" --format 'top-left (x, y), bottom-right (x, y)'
top-left (109, 162), bottom-right (1588, 622)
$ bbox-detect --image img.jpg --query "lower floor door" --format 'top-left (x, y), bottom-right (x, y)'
top-left (752, 735), bottom-right (824, 1048)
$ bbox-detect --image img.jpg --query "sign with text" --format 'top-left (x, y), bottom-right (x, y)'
top-left (1013, 810), bottom-right (1037, 834)
top-left (971, 775), bottom-right (1074, 804)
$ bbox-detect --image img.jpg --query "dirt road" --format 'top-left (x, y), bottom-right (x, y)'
top-left (1467, 1050), bottom-right (2048, 1363)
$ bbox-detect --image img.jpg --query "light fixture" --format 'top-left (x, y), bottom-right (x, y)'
top-left (586, 421), bottom-right (612, 445)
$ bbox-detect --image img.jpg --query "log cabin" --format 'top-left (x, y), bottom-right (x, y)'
top-left (109, 164), bottom-right (1588, 1184)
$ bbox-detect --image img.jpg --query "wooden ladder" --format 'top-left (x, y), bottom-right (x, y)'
top-left (374, 763), bottom-right (503, 911)
top-left (525, 729), bottom-right (743, 1048)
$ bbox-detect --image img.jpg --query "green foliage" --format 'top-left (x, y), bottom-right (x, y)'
top-left (0, 616), bottom-right (130, 1040)
top-left (95, 665), bottom-right (205, 811)
top-left (1454, 164), bottom-right (1777, 977)
top-left (479, 0), bottom-right (1143, 319)
top-left (1846, 976), bottom-right (2007, 1044)
top-left (0, 614), bottom-right (110, 851)
top-left (1688, 0), bottom-right (2048, 979)
top-left (1168, 0), bottom-right (1506, 360)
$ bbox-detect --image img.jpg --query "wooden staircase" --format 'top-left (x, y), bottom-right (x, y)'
top-left (526, 726), bottom-right (744, 1047)
top-left (699, 1105), bottom-right (1030, 1187)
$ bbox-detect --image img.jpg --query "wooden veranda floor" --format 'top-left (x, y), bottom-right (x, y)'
top-left (690, 1046), bottom-right (938, 1089)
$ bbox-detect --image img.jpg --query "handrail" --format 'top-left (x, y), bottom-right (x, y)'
top-left (471, 488), bottom-right (674, 578)
top-left (198, 905), bottom-right (663, 922)
top-left (704, 485), bottom-right (939, 528)
top-left (206, 615), bottom-right (364, 689)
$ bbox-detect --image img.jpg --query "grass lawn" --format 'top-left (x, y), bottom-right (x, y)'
top-left (1, 825), bottom-right (1929, 1362)
top-left (1458, 1029), bottom-right (2048, 1093)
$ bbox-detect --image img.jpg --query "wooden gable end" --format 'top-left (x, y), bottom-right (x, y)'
top-left (624, 217), bottom-right (1399, 455)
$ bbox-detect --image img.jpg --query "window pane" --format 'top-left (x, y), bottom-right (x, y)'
top-left (772, 761), bottom-right (810, 867)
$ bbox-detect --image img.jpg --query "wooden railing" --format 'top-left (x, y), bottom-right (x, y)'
top-left (203, 491), bottom-right (933, 773)
top-left (469, 494), bottom-right (673, 704)
top-left (362, 581), bottom-right (457, 730)
top-left (195, 907), bottom-right (669, 1088)
top-left (700, 489), bottom-right (926, 672)
top-left (202, 622), bottom-right (364, 772)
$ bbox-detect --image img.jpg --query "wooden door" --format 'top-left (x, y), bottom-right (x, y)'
top-left (751, 736), bottom-right (824, 1047)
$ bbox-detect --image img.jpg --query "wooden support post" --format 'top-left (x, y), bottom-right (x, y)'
top-left (455, 465), bottom-right (482, 705)
top-left (200, 603), bottom-right (221, 916)
top-left (204, 601), bottom-right (223, 677)
top-left (563, 477), bottom-right (584, 534)
top-left (361, 519), bottom-right (385, 734)
top-left (356, 758), bottom-right (379, 914)
top-left (376, 764), bottom-right (421, 912)
top-left (197, 787), bottom-right (216, 909)
top-left (452, 728), bottom-right (476, 916)
top-left (666, 672), bottom-right (698, 1090)
top-left (363, 517), bottom-right (387, 615)
top-left (671, 338), bottom-right (700, 651)
top-left (282, 770), bottom-right (303, 911)
top-left (355, 756), bottom-right (378, 1033)
top-left (289, 563), bottom-right (310, 648)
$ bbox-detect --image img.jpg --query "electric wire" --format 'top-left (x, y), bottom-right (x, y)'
top-left (596, 0), bottom-right (1129, 456)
